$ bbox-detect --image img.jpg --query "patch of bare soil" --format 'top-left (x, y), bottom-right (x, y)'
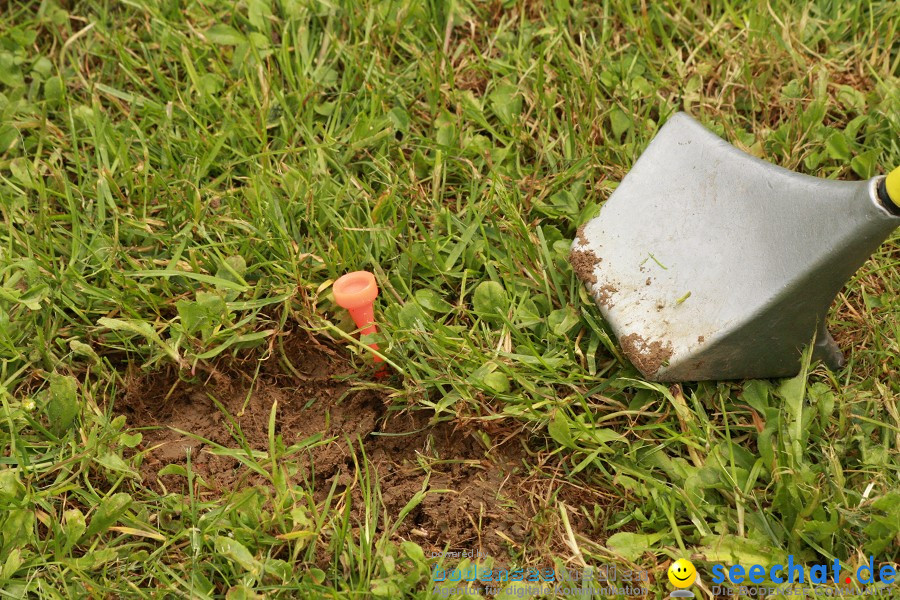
top-left (115, 335), bottom-right (531, 559)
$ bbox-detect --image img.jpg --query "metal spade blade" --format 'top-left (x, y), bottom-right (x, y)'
top-left (571, 112), bottom-right (899, 381)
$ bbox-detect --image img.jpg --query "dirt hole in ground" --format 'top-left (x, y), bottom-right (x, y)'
top-left (114, 333), bottom-right (533, 559)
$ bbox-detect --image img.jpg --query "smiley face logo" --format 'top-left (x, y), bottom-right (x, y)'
top-left (668, 559), bottom-right (697, 588)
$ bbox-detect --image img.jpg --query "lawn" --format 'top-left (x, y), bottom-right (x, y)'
top-left (1, 0), bottom-right (898, 598)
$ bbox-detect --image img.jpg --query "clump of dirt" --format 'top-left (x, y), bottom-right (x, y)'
top-left (575, 225), bottom-right (589, 246)
top-left (697, 335), bottom-right (705, 343)
top-left (569, 248), bottom-right (600, 285)
top-left (595, 283), bottom-right (618, 308)
top-left (115, 335), bottom-right (531, 559)
top-left (619, 333), bottom-right (674, 376)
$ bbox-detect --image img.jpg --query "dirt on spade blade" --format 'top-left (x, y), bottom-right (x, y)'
top-left (569, 248), bottom-right (600, 285)
top-left (114, 334), bottom-right (532, 559)
top-left (619, 333), bottom-right (673, 377)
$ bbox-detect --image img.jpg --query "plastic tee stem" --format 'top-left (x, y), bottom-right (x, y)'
top-left (332, 271), bottom-right (382, 363)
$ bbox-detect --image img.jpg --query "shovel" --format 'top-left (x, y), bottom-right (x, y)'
top-left (571, 112), bottom-right (900, 381)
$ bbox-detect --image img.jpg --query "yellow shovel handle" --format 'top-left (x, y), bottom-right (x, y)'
top-left (886, 166), bottom-right (900, 208)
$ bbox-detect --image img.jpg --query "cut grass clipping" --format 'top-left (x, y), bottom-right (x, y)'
top-left (1, 0), bottom-right (899, 598)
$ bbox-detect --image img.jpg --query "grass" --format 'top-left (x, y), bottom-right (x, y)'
top-left (1, 0), bottom-right (899, 597)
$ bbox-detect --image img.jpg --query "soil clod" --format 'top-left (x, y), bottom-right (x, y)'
top-left (569, 247), bottom-right (601, 285)
top-left (596, 283), bottom-right (618, 308)
top-left (619, 333), bottom-right (674, 376)
top-left (575, 225), bottom-right (589, 246)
